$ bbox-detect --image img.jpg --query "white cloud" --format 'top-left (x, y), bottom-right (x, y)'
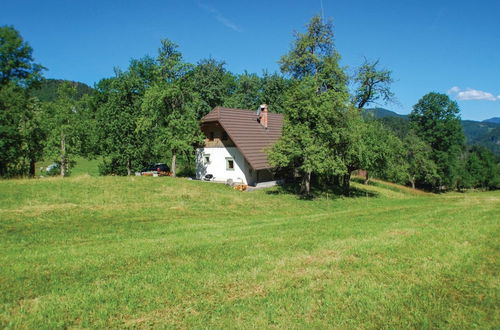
top-left (199, 3), bottom-right (242, 32)
top-left (447, 87), bottom-right (499, 101)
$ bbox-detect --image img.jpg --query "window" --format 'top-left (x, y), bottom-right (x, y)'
top-left (226, 157), bottom-right (234, 171)
top-left (222, 131), bottom-right (228, 140)
top-left (209, 132), bottom-right (214, 141)
top-left (203, 154), bottom-right (211, 164)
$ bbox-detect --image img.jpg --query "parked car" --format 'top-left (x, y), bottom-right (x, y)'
top-left (140, 163), bottom-right (171, 176)
top-left (44, 163), bottom-right (60, 176)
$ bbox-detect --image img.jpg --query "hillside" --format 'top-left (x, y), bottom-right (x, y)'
top-left (30, 79), bottom-right (94, 102)
top-left (1, 176), bottom-right (498, 328)
top-left (366, 108), bottom-right (500, 154)
top-left (483, 117), bottom-right (500, 124)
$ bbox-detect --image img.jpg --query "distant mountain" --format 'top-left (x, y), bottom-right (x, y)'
top-left (483, 117), bottom-right (500, 124)
top-left (365, 108), bottom-right (500, 155)
top-left (31, 79), bottom-right (94, 102)
top-left (364, 107), bottom-right (407, 119)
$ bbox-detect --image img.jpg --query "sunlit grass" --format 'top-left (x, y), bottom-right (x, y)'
top-left (1, 176), bottom-right (498, 328)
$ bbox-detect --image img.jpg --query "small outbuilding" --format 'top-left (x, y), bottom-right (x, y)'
top-left (195, 105), bottom-right (284, 186)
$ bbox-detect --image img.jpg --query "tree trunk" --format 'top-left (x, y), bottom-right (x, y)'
top-left (29, 159), bottom-right (36, 177)
top-left (60, 132), bottom-right (66, 177)
top-left (126, 158), bottom-right (132, 176)
top-left (171, 151), bottom-right (177, 177)
top-left (300, 171), bottom-right (311, 195)
top-left (410, 179), bottom-right (415, 189)
top-left (364, 170), bottom-right (370, 185)
top-left (342, 172), bottom-right (351, 196)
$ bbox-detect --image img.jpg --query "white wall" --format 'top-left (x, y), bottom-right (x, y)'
top-left (196, 147), bottom-right (255, 185)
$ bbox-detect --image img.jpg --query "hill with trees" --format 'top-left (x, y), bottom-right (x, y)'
top-left (366, 108), bottom-right (500, 155)
top-left (30, 79), bottom-right (93, 102)
top-left (1, 22), bottom-right (498, 192)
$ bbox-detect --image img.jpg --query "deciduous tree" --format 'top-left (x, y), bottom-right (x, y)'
top-left (409, 92), bottom-right (465, 190)
top-left (270, 15), bottom-right (351, 195)
top-left (44, 82), bottom-right (82, 177)
top-left (352, 59), bottom-right (394, 110)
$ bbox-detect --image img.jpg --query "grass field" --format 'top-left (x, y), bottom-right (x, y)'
top-left (1, 175), bottom-right (498, 328)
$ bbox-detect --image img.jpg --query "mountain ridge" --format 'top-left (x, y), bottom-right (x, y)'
top-left (365, 108), bottom-right (500, 155)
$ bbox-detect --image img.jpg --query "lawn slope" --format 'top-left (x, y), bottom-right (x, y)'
top-left (1, 177), bottom-right (498, 328)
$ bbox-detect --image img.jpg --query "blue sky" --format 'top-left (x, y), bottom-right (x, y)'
top-left (2, 0), bottom-right (499, 120)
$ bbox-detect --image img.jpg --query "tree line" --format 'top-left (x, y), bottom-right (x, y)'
top-left (1, 17), bottom-right (498, 194)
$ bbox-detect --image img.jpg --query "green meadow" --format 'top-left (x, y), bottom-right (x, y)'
top-left (1, 174), bottom-right (498, 328)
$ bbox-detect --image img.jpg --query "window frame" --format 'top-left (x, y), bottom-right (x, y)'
top-left (226, 157), bottom-right (235, 171)
top-left (203, 154), bottom-right (211, 165)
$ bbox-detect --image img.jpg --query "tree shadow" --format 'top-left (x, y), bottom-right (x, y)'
top-left (265, 181), bottom-right (378, 200)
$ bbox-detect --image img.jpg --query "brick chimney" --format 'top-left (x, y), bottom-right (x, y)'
top-left (258, 104), bottom-right (268, 129)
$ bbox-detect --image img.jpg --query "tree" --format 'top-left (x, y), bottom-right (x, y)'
top-left (44, 82), bottom-right (82, 177)
top-left (0, 26), bottom-right (44, 87)
top-left (259, 72), bottom-right (290, 114)
top-left (459, 145), bottom-right (498, 190)
top-left (20, 97), bottom-right (46, 176)
top-left (352, 59), bottom-right (394, 110)
top-left (270, 15), bottom-right (351, 195)
top-left (95, 65), bottom-right (154, 176)
top-left (141, 81), bottom-right (202, 177)
top-left (0, 83), bottom-right (27, 176)
top-left (224, 72), bottom-right (262, 109)
top-left (409, 92), bottom-right (465, 190)
top-left (402, 132), bottom-right (438, 189)
top-left (279, 16), bottom-right (335, 79)
top-left (185, 58), bottom-right (235, 119)
top-left (357, 120), bottom-right (407, 185)
top-left (0, 26), bottom-right (45, 177)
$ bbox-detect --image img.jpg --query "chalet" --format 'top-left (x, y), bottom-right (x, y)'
top-left (195, 105), bottom-right (284, 186)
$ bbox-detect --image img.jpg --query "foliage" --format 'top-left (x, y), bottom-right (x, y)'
top-left (458, 145), bottom-right (499, 190)
top-left (271, 15), bottom-right (353, 195)
top-left (224, 71), bottom-right (262, 110)
top-left (360, 120), bottom-right (408, 184)
top-left (0, 82), bottom-right (28, 176)
top-left (0, 26), bottom-right (45, 177)
top-left (141, 81), bottom-right (202, 176)
top-left (462, 120), bottom-right (500, 155)
top-left (259, 72), bottom-right (291, 113)
top-left (43, 82), bottom-right (84, 176)
top-left (185, 58), bottom-right (235, 119)
top-left (352, 59), bottom-right (394, 109)
top-left (402, 132), bottom-right (439, 189)
top-left (409, 93), bottom-right (465, 190)
top-left (0, 25), bottom-right (44, 87)
top-left (279, 16), bottom-right (335, 79)
top-left (95, 64), bottom-right (155, 176)
top-left (366, 107), bottom-right (500, 156)
top-left (30, 79), bottom-right (93, 102)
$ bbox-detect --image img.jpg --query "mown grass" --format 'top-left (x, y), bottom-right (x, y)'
top-left (0, 176), bottom-right (498, 328)
top-left (36, 157), bottom-right (100, 177)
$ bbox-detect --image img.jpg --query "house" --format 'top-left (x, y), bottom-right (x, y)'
top-left (195, 105), bottom-right (284, 186)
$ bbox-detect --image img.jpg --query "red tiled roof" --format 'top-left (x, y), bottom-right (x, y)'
top-left (201, 107), bottom-right (284, 170)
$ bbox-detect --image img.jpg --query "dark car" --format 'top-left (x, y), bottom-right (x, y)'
top-left (141, 163), bottom-right (171, 176)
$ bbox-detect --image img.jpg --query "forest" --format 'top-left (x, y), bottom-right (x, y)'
top-left (1, 16), bottom-right (499, 194)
